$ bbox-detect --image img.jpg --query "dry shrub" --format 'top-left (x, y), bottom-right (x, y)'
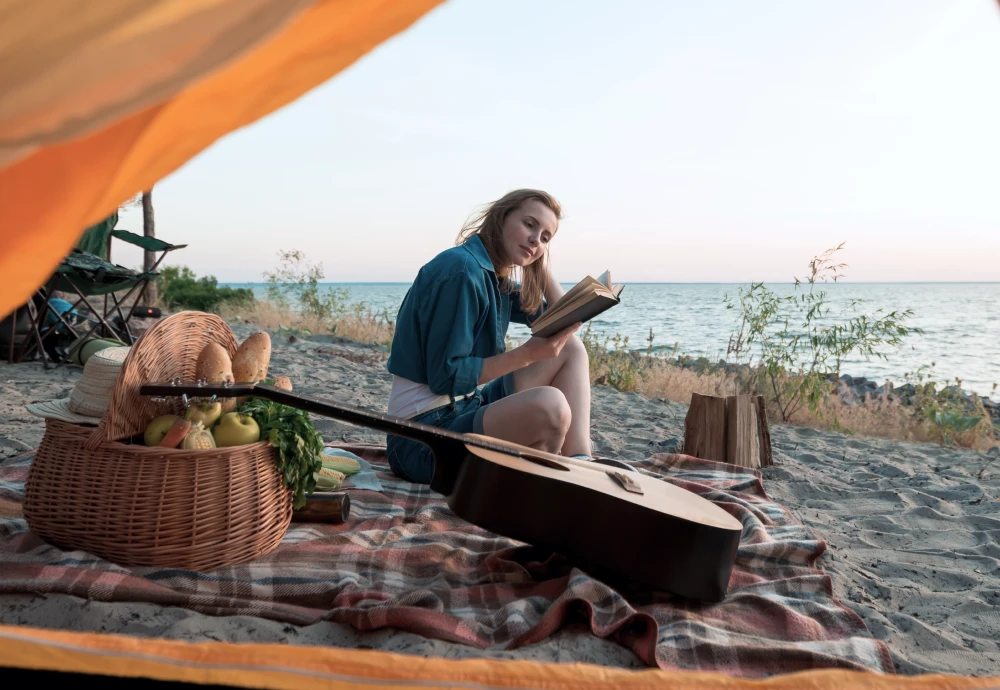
top-left (636, 360), bottom-right (732, 402)
top-left (786, 391), bottom-right (995, 452)
top-left (217, 299), bottom-right (394, 347)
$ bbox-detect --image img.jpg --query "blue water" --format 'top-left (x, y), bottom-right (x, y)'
top-left (225, 282), bottom-right (1000, 398)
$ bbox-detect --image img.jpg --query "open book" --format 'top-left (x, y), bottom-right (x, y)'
top-left (530, 270), bottom-right (624, 338)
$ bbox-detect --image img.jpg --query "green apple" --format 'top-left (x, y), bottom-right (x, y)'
top-left (212, 412), bottom-right (261, 447)
top-left (144, 414), bottom-right (181, 446)
top-left (185, 401), bottom-right (223, 428)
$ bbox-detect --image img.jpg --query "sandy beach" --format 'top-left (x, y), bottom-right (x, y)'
top-left (1, 323), bottom-right (998, 677)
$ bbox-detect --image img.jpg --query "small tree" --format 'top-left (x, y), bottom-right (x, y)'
top-left (725, 243), bottom-right (920, 422)
top-left (262, 249), bottom-right (349, 322)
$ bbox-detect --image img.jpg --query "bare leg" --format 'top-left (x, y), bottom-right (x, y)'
top-left (480, 386), bottom-right (571, 453)
top-left (512, 335), bottom-right (592, 457)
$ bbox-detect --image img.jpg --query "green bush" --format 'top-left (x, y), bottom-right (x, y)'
top-left (903, 365), bottom-right (995, 446)
top-left (157, 266), bottom-right (255, 312)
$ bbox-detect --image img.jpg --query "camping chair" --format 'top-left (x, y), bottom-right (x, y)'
top-left (9, 211), bottom-right (186, 367)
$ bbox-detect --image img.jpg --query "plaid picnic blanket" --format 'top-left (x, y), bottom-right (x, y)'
top-left (0, 445), bottom-right (894, 678)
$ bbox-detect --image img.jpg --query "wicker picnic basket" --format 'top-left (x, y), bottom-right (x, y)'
top-left (23, 311), bottom-right (293, 571)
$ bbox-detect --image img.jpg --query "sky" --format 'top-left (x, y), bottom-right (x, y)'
top-left (115, 0), bottom-right (1000, 284)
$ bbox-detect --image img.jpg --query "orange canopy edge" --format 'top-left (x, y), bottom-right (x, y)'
top-left (0, 0), bottom-right (447, 320)
top-left (2, 623), bottom-right (998, 690)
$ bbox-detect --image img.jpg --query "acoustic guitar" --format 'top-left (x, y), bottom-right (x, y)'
top-left (139, 380), bottom-right (743, 601)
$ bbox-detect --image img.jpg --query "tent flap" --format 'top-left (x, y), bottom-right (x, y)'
top-left (0, 0), bottom-right (446, 319)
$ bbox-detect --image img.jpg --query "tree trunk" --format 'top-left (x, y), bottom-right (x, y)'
top-left (141, 189), bottom-right (157, 306)
top-left (683, 392), bottom-right (773, 469)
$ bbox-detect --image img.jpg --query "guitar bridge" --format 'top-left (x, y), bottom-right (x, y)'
top-left (609, 470), bottom-right (643, 495)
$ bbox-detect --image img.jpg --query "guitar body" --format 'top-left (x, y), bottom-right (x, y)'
top-left (424, 438), bottom-right (741, 602)
top-left (139, 381), bottom-right (743, 602)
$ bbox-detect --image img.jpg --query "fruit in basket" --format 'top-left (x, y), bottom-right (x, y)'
top-left (272, 375), bottom-right (292, 392)
top-left (195, 342), bottom-right (237, 412)
top-left (158, 417), bottom-right (192, 448)
top-left (185, 400), bottom-right (223, 428)
top-left (213, 412), bottom-right (261, 447)
top-left (144, 414), bottom-right (181, 446)
top-left (181, 421), bottom-right (216, 450)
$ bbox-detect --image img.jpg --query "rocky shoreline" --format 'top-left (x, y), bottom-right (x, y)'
top-left (655, 353), bottom-right (999, 427)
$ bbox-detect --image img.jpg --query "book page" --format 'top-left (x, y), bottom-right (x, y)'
top-left (543, 275), bottom-right (597, 314)
top-left (532, 272), bottom-right (617, 332)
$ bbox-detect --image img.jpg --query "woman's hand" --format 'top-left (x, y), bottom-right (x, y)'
top-left (477, 322), bottom-right (582, 384)
top-left (522, 322), bottom-right (582, 363)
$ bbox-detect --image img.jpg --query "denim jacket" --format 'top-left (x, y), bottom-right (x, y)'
top-left (386, 234), bottom-right (543, 398)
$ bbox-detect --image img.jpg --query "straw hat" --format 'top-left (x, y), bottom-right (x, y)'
top-left (25, 346), bottom-right (130, 425)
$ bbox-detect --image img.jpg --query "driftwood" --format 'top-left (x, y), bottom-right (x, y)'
top-left (683, 393), bottom-right (773, 469)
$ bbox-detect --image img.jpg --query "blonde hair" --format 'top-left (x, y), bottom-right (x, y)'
top-left (455, 189), bottom-right (562, 314)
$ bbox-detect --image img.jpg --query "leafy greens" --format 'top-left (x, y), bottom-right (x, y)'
top-left (238, 391), bottom-right (324, 509)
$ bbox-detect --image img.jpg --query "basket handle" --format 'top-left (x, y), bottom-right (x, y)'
top-left (85, 311), bottom-right (238, 449)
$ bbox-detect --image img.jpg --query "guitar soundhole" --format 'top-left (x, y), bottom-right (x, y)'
top-left (517, 451), bottom-right (571, 471)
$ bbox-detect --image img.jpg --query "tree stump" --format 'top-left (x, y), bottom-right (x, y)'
top-left (683, 393), bottom-right (773, 469)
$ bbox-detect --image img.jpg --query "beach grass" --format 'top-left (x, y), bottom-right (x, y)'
top-left (216, 298), bottom-right (395, 346)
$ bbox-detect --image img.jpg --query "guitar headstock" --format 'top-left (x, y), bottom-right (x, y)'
top-left (139, 379), bottom-right (263, 401)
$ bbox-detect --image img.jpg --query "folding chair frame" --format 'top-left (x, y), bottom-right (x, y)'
top-left (10, 230), bottom-right (185, 368)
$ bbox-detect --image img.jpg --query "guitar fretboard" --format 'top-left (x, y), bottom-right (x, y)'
top-left (138, 381), bottom-right (522, 459)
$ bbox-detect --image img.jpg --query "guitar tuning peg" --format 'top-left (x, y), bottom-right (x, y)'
top-left (181, 393), bottom-right (190, 407)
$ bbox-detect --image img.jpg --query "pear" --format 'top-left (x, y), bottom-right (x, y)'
top-left (185, 400), bottom-right (223, 428)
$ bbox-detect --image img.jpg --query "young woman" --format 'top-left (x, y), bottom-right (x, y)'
top-left (384, 188), bottom-right (593, 484)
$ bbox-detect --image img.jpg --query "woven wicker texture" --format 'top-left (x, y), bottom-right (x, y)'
top-left (24, 311), bottom-right (292, 571)
top-left (90, 311), bottom-right (239, 448)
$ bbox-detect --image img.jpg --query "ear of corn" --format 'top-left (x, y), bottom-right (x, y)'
top-left (314, 466), bottom-right (344, 490)
top-left (321, 455), bottom-right (361, 476)
top-left (181, 421), bottom-right (217, 450)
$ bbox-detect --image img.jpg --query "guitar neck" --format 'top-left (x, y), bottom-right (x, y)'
top-left (138, 381), bottom-right (520, 461)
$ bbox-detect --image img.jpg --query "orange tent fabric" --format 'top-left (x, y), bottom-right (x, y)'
top-left (1, 623), bottom-right (997, 690)
top-left (0, 0), bottom-right (446, 320)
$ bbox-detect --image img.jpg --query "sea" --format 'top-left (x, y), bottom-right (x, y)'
top-left (224, 282), bottom-right (1000, 398)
